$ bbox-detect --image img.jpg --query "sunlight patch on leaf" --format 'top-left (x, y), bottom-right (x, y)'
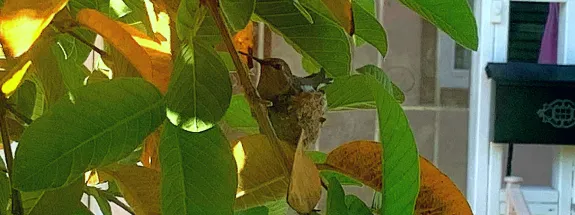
top-left (0, 0), bottom-right (68, 57)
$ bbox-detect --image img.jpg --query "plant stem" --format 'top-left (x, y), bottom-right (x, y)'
top-left (85, 187), bottom-right (136, 215)
top-left (0, 96), bottom-right (23, 215)
top-left (66, 30), bottom-right (107, 57)
top-left (5, 103), bottom-right (33, 125)
top-left (203, 0), bottom-right (290, 171)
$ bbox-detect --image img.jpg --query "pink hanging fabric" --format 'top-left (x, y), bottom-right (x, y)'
top-left (538, 3), bottom-right (559, 64)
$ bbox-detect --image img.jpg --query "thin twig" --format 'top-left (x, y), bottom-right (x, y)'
top-left (203, 0), bottom-right (290, 172)
top-left (84, 187), bottom-right (136, 215)
top-left (5, 103), bottom-right (33, 125)
top-left (65, 30), bottom-right (107, 57)
top-left (0, 96), bottom-right (23, 215)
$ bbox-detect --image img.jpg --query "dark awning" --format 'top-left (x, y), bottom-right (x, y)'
top-left (486, 62), bottom-right (575, 83)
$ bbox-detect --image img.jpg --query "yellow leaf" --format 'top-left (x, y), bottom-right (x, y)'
top-left (321, 0), bottom-right (353, 34)
top-left (141, 126), bottom-right (162, 170)
top-left (287, 131), bottom-right (321, 214)
top-left (325, 141), bottom-right (472, 214)
top-left (117, 22), bottom-right (172, 94)
top-left (232, 134), bottom-right (295, 210)
top-left (1, 60), bottom-right (31, 96)
top-left (76, 9), bottom-right (154, 81)
top-left (233, 22), bottom-right (254, 65)
top-left (100, 165), bottom-right (161, 215)
top-left (0, 0), bottom-right (68, 57)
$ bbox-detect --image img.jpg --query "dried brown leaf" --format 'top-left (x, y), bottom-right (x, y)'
top-left (232, 134), bottom-right (294, 210)
top-left (100, 165), bottom-right (161, 215)
top-left (0, 0), bottom-right (68, 57)
top-left (287, 131), bottom-right (322, 214)
top-left (325, 140), bottom-right (472, 215)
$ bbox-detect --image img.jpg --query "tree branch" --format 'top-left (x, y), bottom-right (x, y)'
top-left (84, 187), bottom-right (136, 215)
top-left (203, 0), bottom-right (290, 172)
top-left (0, 96), bottom-right (23, 215)
top-left (5, 103), bottom-right (33, 125)
top-left (65, 30), bottom-right (107, 57)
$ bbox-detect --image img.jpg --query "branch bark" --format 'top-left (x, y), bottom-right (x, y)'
top-left (203, 0), bottom-right (290, 172)
top-left (0, 96), bottom-right (23, 215)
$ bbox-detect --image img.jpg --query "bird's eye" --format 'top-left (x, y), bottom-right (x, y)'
top-left (272, 64), bottom-right (283, 70)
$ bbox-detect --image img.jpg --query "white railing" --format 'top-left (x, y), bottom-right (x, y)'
top-left (505, 176), bottom-right (532, 215)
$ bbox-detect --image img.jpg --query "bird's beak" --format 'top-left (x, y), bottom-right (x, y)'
top-left (238, 51), bottom-right (265, 64)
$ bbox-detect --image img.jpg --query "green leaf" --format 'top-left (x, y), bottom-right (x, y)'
top-left (176, 0), bottom-right (221, 45)
top-left (398, 0), bottom-right (478, 50)
top-left (352, 0), bottom-right (387, 57)
top-left (8, 80), bottom-right (36, 120)
top-left (22, 179), bottom-right (85, 215)
top-left (110, 0), bottom-right (132, 19)
top-left (0, 161), bottom-right (9, 215)
top-left (356, 65), bottom-right (404, 103)
top-left (320, 170), bottom-right (363, 187)
top-left (166, 41), bottom-right (232, 133)
top-left (345, 195), bottom-right (371, 215)
top-left (325, 74), bottom-right (419, 214)
top-left (324, 75), bottom-right (375, 110)
top-left (31, 41), bottom-right (67, 109)
top-left (326, 177), bottom-right (348, 215)
top-left (12, 78), bottom-right (165, 191)
top-left (255, 0), bottom-right (352, 77)
top-left (52, 36), bottom-right (91, 91)
top-left (301, 55), bottom-right (321, 74)
top-left (85, 187), bottom-right (112, 215)
top-left (160, 123), bottom-right (237, 215)
top-left (235, 206), bottom-right (268, 215)
top-left (222, 94), bottom-right (258, 134)
top-left (221, 0), bottom-right (255, 31)
top-left (306, 151), bottom-right (327, 164)
top-left (120, 0), bottom-right (155, 36)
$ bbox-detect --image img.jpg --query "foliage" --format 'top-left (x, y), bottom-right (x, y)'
top-left (0, 0), bottom-right (477, 214)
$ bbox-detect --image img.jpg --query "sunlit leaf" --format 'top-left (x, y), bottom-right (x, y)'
top-left (21, 179), bottom-right (85, 215)
top-left (84, 187), bottom-right (112, 215)
top-left (345, 195), bottom-right (371, 215)
top-left (165, 41), bottom-right (232, 132)
top-left (100, 165), bottom-right (161, 215)
top-left (232, 135), bottom-right (294, 210)
top-left (255, 0), bottom-right (352, 77)
top-left (0, 0), bottom-right (68, 57)
top-left (118, 22), bottom-right (172, 93)
top-left (120, 0), bottom-right (155, 37)
top-left (398, 0), bottom-right (477, 50)
top-left (352, 0), bottom-right (387, 57)
top-left (13, 78), bottom-right (164, 191)
top-left (222, 95), bottom-right (259, 135)
top-left (76, 9), bottom-right (154, 78)
top-left (287, 131), bottom-right (321, 214)
top-left (326, 177), bottom-right (347, 215)
top-left (160, 124), bottom-right (237, 214)
top-left (232, 22), bottom-right (254, 64)
top-left (221, 0), bottom-right (255, 31)
top-left (1, 61), bottom-right (31, 96)
top-left (356, 65), bottom-right (404, 103)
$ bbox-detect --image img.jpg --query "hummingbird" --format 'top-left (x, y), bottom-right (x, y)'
top-left (239, 52), bottom-right (299, 102)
